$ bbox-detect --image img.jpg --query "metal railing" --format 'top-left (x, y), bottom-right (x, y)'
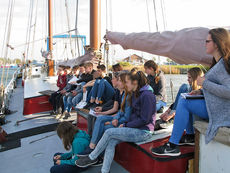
top-left (0, 68), bottom-right (21, 114)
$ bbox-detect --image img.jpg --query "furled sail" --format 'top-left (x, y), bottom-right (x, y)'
top-left (106, 27), bottom-right (217, 66)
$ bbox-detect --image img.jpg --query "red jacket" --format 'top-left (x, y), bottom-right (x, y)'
top-left (57, 74), bottom-right (67, 90)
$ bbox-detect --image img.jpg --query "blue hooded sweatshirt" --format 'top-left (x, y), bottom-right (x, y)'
top-left (124, 85), bottom-right (156, 131)
top-left (60, 130), bottom-right (90, 165)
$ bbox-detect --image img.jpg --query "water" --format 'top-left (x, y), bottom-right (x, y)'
top-left (0, 68), bottom-right (19, 87)
top-left (165, 74), bottom-right (188, 106)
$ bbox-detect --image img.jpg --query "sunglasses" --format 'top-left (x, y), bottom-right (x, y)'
top-left (205, 40), bottom-right (213, 43)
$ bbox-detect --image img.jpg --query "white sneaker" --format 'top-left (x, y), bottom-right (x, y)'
top-left (76, 101), bottom-right (87, 109)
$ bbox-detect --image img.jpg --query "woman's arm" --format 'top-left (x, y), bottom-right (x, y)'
top-left (99, 101), bottom-right (119, 115)
top-left (203, 79), bottom-right (230, 99)
top-left (116, 105), bottom-right (132, 124)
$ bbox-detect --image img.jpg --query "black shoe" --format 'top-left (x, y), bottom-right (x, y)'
top-left (151, 142), bottom-right (181, 156)
top-left (77, 146), bottom-right (94, 157)
top-left (179, 134), bottom-right (195, 145)
top-left (50, 110), bottom-right (57, 115)
top-left (92, 156), bottom-right (103, 167)
top-left (157, 107), bottom-right (164, 113)
top-left (63, 112), bottom-right (71, 119)
top-left (75, 156), bottom-right (98, 168)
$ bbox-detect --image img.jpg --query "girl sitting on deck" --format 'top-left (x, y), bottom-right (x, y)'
top-left (50, 121), bottom-right (90, 173)
top-left (160, 67), bottom-right (204, 122)
top-left (78, 72), bottom-right (132, 156)
top-left (75, 71), bottom-right (156, 173)
top-left (144, 60), bottom-right (167, 113)
top-left (151, 28), bottom-right (230, 156)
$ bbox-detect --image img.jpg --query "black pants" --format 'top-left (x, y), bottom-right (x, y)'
top-left (50, 153), bottom-right (86, 173)
top-left (49, 92), bottom-right (64, 113)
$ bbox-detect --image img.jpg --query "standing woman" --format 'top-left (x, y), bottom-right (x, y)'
top-left (144, 60), bottom-right (167, 112)
top-left (76, 71), bottom-right (156, 173)
top-left (152, 28), bottom-right (230, 156)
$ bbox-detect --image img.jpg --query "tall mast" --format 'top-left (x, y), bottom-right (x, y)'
top-left (90, 0), bottom-right (102, 66)
top-left (48, 0), bottom-right (54, 76)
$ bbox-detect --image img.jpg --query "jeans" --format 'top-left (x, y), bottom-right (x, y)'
top-left (91, 116), bottom-right (114, 144)
top-left (169, 97), bottom-right (209, 145)
top-left (87, 115), bottom-right (97, 137)
top-left (172, 84), bottom-right (191, 110)
top-left (50, 153), bottom-right (85, 173)
top-left (72, 93), bottom-right (83, 107)
top-left (63, 95), bottom-right (74, 112)
top-left (90, 79), bottom-right (101, 100)
top-left (89, 128), bottom-right (153, 173)
top-left (97, 79), bottom-right (115, 102)
top-left (156, 100), bottom-right (167, 111)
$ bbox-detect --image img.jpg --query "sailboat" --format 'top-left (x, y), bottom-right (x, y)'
top-left (1, 0), bottom-right (230, 173)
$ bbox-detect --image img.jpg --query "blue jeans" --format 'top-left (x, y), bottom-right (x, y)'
top-left (156, 100), bottom-right (167, 111)
top-left (91, 116), bottom-right (114, 144)
top-left (97, 79), bottom-right (115, 102)
top-left (50, 153), bottom-right (85, 173)
top-left (172, 84), bottom-right (191, 110)
top-left (89, 128), bottom-right (153, 173)
top-left (90, 79), bottom-right (101, 100)
top-left (63, 95), bottom-right (74, 112)
top-left (169, 97), bottom-right (209, 145)
top-left (72, 93), bottom-right (83, 107)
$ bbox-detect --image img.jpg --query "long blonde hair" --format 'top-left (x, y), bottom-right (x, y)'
top-left (188, 67), bottom-right (204, 90)
top-left (119, 73), bottom-right (131, 112)
top-left (209, 28), bottom-right (230, 74)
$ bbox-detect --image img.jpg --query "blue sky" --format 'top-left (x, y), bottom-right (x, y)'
top-left (0, 0), bottom-right (230, 63)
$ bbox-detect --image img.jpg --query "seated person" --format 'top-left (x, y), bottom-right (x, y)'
top-left (160, 67), bottom-right (204, 122)
top-left (49, 66), bottom-right (67, 115)
top-left (62, 65), bottom-right (81, 119)
top-left (87, 72), bottom-right (123, 135)
top-left (84, 65), bottom-right (115, 109)
top-left (144, 60), bottom-right (167, 112)
top-left (78, 73), bottom-right (131, 156)
top-left (50, 121), bottom-right (90, 173)
top-left (151, 28), bottom-right (230, 156)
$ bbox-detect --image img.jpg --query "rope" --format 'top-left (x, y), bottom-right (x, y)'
top-left (160, 0), bottom-right (167, 30)
top-left (65, 0), bottom-right (75, 58)
top-left (75, 0), bottom-right (80, 57)
top-left (152, 0), bottom-right (159, 32)
top-left (31, 0), bottom-right (39, 59)
top-left (145, 0), bottom-right (151, 32)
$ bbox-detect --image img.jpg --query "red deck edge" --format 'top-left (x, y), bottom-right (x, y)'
top-left (23, 95), bottom-right (53, 115)
top-left (77, 113), bottom-right (194, 173)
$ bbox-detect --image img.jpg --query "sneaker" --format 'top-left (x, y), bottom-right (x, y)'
top-left (63, 112), bottom-right (71, 119)
top-left (151, 142), bottom-right (181, 156)
top-left (179, 134), bottom-right (195, 145)
top-left (92, 156), bottom-right (103, 167)
top-left (50, 110), bottom-right (57, 115)
top-left (75, 156), bottom-right (98, 168)
top-left (77, 146), bottom-right (94, 157)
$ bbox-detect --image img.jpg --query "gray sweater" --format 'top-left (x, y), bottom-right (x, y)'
top-left (203, 58), bottom-right (230, 143)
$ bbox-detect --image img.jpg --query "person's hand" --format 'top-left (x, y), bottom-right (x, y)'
top-left (160, 109), bottom-right (171, 119)
top-left (112, 119), bottom-right (118, 127)
top-left (54, 155), bottom-right (61, 160)
top-left (197, 76), bottom-right (205, 86)
top-left (189, 90), bottom-right (201, 95)
top-left (119, 124), bottom-right (124, 128)
top-left (162, 112), bottom-right (176, 122)
top-left (95, 111), bottom-right (105, 115)
top-left (69, 81), bottom-right (76, 84)
top-left (72, 90), bottom-right (77, 96)
top-left (56, 160), bottom-right (61, 165)
top-left (94, 107), bottom-right (102, 112)
top-left (83, 87), bottom-right (86, 93)
top-left (104, 121), bottom-right (111, 125)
